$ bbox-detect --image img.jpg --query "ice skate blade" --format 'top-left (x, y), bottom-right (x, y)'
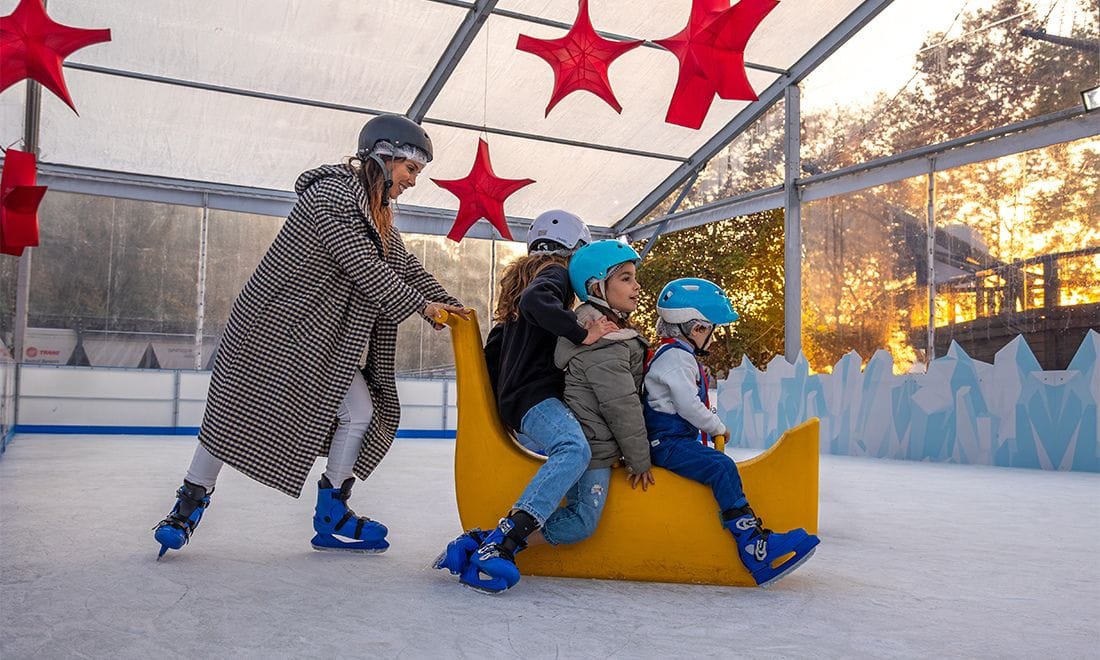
top-left (310, 532), bottom-right (388, 554)
top-left (758, 547), bottom-right (817, 588)
top-left (460, 580), bottom-right (506, 595)
top-left (311, 543), bottom-right (388, 554)
top-left (430, 550), bottom-right (452, 572)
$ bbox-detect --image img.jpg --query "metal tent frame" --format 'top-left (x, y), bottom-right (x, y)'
top-left (4, 0), bottom-right (1096, 368)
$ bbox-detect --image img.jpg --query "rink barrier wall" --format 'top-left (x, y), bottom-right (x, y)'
top-left (0, 356), bottom-right (16, 454)
top-left (717, 331), bottom-right (1100, 472)
top-left (11, 364), bottom-right (458, 439)
top-left (11, 425), bottom-right (456, 439)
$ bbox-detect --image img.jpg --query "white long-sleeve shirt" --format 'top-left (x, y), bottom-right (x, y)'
top-left (644, 340), bottom-right (727, 437)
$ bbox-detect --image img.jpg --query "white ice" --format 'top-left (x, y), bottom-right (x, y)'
top-left (1, 435), bottom-right (1098, 659)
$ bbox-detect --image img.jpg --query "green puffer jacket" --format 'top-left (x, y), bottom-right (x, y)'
top-left (554, 303), bottom-right (651, 474)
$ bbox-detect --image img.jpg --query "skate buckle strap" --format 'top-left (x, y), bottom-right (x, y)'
top-left (333, 508), bottom-right (376, 539)
top-left (153, 513), bottom-right (194, 539)
top-left (176, 486), bottom-right (210, 508)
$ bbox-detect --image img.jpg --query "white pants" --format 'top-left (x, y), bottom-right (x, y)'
top-left (185, 370), bottom-right (375, 489)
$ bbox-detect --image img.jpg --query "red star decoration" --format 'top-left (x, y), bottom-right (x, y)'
top-left (1, 149), bottom-right (47, 257)
top-left (0, 0), bottom-right (111, 113)
top-left (655, 0), bottom-right (777, 129)
top-left (516, 0), bottom-right (643, 115)
top-left (432, 139), bottom-right (535, 243)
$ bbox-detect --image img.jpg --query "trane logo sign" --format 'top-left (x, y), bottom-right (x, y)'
top-left (25, 347), bottom-right (61, 359)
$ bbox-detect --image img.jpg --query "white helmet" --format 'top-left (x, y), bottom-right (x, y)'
top-left (527, 209), bottom-right (592, 254)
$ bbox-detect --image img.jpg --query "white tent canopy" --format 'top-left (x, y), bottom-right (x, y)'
top-left (3, 0), bottom-right (875, 232)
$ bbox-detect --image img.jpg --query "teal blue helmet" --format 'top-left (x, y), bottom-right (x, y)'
top-left (568, 240), bottom-right (640, 301)
top-left (656, 278), bottom-right (739, 325)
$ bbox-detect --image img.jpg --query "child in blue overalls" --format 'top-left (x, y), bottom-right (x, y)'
top-left (644, 278), bottom-right (819, 586)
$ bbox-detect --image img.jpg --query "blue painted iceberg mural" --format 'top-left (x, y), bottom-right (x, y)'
top-left (717, 330), bottom-right (1099, 472)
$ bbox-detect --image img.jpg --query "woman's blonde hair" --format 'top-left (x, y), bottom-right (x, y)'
top-left (348, 156), bottom-right (395, 254)
top-left (494, 253), bottom-right (570, 323)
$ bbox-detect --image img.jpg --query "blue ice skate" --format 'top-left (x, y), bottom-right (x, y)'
top-left (432, 528), bottom-right (487, 574)
top-left (464, 517), bottom-right (528, 594)
top-left (311, 475), bottom-right (389, 553)
top-left (724, 506), bottom-right (819, 587)
top-left (153, 481), bottom-right (212, 559)
top-left (459, 562), bottom-right (511, 595)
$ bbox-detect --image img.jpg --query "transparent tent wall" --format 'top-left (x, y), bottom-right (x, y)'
top-left (637, 99), bottom-right (785, 226)
top-left (25, 189), bottom-right (526, 373)
top-left (396, 235), bottom-right (525, 377)
top-left (28, 191), bottom-right (201, 369)
top-left (933, 137), bottom-right (1099, 369)
top-left (203, 209), bottom-right (286, 369)
top-left (801, 0), bottom-right (1098, 176)
top-left (801, 178), bottom-right (928, 374)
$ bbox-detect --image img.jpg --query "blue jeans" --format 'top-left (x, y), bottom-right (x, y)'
top-left (541, 468), bottom-right (611, 545)
top-left (650, 438), bottom-right (748, 513)
top-left (513, 398), bottom-right (592, 526)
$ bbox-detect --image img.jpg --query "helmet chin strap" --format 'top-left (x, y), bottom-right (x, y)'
top-left (590, 281), bottom-right (630, 322)
top-left (366, 152), bottom-right (393, 207)
top-left (678, 322), bottom-right (714, 357)
top-left (587, 294), bottom-right (629, 322)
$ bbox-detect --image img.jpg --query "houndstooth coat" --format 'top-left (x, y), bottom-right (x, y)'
top-left (198, 164), bottom-right (460, 497)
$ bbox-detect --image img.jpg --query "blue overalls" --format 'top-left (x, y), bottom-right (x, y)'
top-left (643, 340), bottom-right (748, 513)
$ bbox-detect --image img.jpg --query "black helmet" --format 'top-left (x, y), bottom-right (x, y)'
top-left (357, 114), bottom-right (433, 163)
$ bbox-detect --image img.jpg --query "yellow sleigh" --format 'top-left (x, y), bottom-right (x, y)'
top-left (442, 310), bottom-right (819, 587)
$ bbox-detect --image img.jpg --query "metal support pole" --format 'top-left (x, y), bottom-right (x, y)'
top-left (194, 195), bottom-right (210, 369)
top-left (783, 84), bottom-right (802, 364)
top-left (926, 163), bottom-right (936, 365)
top-left (636, 171), bottom-right (700, 261)
top-left (489, 238), bottom-right (497, 321)
top-left (171, 370), bottom-right (181, 428)
top-left (441, 380), bottom-right (450, 431)
top-left (13, 82), bottom-right (42, 365)
top-left (13, 15), bottom-right (47, 429)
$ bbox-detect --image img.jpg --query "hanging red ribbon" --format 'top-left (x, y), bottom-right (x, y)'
top-left (1, 149), bottom-right (47, 257)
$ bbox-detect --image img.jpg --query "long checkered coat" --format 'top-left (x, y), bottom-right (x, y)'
top-left (198, 164), bottom-right (459, 497)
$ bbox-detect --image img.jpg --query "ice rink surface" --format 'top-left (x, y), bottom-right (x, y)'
top-left (2, 434), bottom-right (1098, 659)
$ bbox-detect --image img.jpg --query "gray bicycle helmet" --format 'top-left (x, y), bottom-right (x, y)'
top-left (357, 114), bottom-right (433, 163)
top-left (356, 114), bottom-right (433, 206)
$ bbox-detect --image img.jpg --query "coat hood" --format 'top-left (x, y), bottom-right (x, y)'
top-left (295, 164), bottom-right (363, 197)
top-left (554, 303), bottom-right (642, 369)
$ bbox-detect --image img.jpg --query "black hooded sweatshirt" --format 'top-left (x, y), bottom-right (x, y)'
top-left (484, 264), bottom-right (587, 430)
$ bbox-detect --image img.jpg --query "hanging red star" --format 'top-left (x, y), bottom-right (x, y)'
top-left (516, 0), bottom-right (643, 115)
top-left (432, 139), bottom-right (535, 243)
top-left (1, 149), bottom-right (47, 257)
top-left (0, 0), bottom-right (112, 113)
top-left (655, 0), bottom-right (777, 129)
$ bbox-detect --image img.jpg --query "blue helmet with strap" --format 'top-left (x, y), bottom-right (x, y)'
top-left (568, 240), bottom-right (640, 301)
top-left (656, 278), bottom-right (739, 325)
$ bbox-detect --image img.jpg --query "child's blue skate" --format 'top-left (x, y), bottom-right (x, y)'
top-left (311, 475), bottom-right (389, 553)
top-left (153, 481), bottom-right (212, 559)
top-left (463, 517), bottom-right (529, 594)
top-left (459, 562), bottom-right (511, 594)
top-left (432, 528), bottom-right (487, 574)
top-left (724, 506), bottom-right (819, 587)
